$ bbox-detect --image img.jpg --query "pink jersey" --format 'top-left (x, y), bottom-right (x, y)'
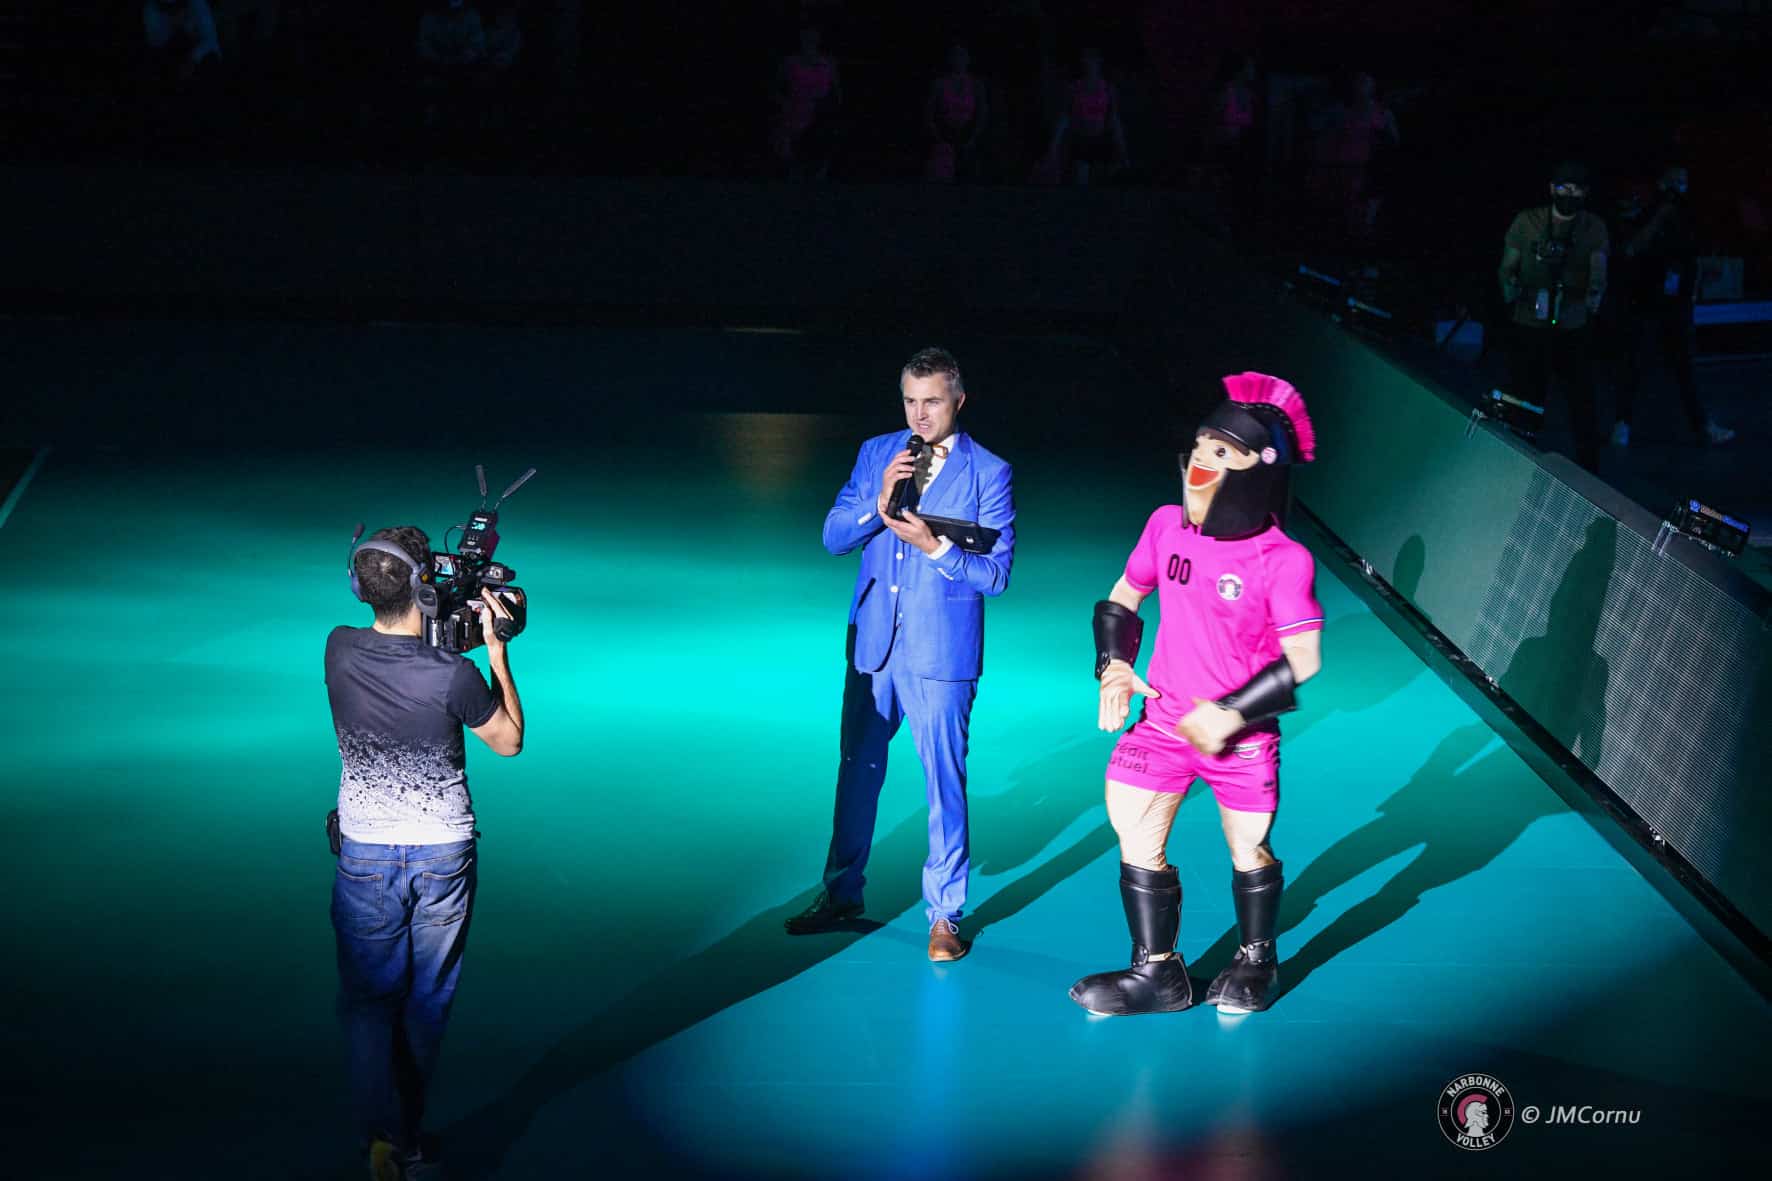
top-left (1320, 103), bottom-right (1390, 165)
top-left (937, 75), bottom-right (977, 128)
top-left (1070, 79), bottom-right (1110, 133)
top-left (1217, 84), bottom-right (1254, 132)
top-left (783, 56), bottom-right (836, 133)
top-left (1123, 506), bottom-right (1322, 736)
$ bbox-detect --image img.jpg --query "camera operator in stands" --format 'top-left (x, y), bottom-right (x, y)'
top-left (1610, 164), bottom-right (1736, 448)
top-left (1498, 159), bottom-right (1610, 471)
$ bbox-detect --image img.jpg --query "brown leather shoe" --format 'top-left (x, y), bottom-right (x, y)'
top-left (928, 917), bottom-right (967, 962)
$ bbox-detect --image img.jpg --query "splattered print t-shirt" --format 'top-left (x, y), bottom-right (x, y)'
top-left (325, 627), bottom-right (497, 844)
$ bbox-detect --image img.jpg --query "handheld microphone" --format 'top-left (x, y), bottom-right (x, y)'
top-left (885, 435), bottom-right (926, 519)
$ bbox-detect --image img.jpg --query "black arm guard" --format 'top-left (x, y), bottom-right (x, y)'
top-left (1093, 600), bottom-right (1144, 679)
top-left (1215, 657), bottom-right (1297, 726)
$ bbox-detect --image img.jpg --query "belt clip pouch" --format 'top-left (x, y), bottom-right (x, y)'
top-left (326, 808), bottom-right (342, 856)
top-left (1533, 289), bottom-right (1551, 320)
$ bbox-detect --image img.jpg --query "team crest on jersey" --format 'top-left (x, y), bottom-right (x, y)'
top-left (1217, 573), bottom-right (1245, 601)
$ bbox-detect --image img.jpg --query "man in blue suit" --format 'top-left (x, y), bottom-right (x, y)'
top-left (786, 347), bottom-right (1016, 961)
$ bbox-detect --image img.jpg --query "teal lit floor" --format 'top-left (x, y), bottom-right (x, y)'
top-left (2, 324), bottom-right (1769, 1178)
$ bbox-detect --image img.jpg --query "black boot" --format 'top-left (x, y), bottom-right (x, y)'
top-left (1068, 863), bottom-right (1195, 1016)
top-left (1206, 862), bottom-right (1283, 1012)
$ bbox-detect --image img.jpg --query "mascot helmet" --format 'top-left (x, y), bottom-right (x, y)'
top-left (1186, 372), bottom-right (1317, 538)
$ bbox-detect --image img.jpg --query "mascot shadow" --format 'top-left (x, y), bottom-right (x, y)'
top-left (441, 524), bottom-right (1618, 1167)
top-left (1192, 522), bottom-right (1615, 1001)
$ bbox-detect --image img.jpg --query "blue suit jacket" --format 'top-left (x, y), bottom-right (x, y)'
top-left (822, 430), bottom-right (1015, 681)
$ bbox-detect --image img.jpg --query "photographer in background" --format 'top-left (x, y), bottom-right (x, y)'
top-left (325, 525), bottom-right (524, 1180)
top-left (1499, 160), bottom-right (1610, 472)
top-left (1611, 165), bottom-right (1736, 448)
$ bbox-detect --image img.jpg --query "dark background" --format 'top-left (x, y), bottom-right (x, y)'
top-left (7, 2), bottom-right (1771, 297)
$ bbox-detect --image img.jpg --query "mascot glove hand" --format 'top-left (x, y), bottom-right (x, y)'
top-left (1099, 662), bottom-right (1159, 732)
top-left (1175, 697), bottom-right (1242, 755)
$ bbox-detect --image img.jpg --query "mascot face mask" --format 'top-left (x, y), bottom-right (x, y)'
top-left (1181, 372), bottom-right (1317, 538)
top-left (1184, 430), bottom-right (1263, 527)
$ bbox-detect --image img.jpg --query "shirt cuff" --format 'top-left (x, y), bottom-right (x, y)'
top-left (928, 537), bottom-right (963, 580)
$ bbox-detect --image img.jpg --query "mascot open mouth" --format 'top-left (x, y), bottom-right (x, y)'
top-left (1186, 462), bottom-right (1221, 489)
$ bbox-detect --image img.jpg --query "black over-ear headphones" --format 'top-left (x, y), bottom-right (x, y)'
top-left (347, 526), bottom-right (439, 618)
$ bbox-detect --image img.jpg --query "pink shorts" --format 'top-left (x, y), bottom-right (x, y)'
top-left (1106, 719), bottom-right (1280, 813)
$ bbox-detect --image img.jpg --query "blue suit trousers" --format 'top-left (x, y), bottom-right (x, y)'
top-left (822, 639), bottom-right (977, 925)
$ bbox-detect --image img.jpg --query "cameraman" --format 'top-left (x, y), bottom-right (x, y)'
top-left (325, 526), bottom-right (524, 1178)
top-left (1611, 165), bottom-right (1736, 447)
top-left (1498, 159), bottom-right (1609, 471)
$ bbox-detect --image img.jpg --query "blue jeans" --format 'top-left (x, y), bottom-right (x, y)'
top-left (331, 837), bottom-right (477, 1148)
top-left (823, 641), bottom-right (977, 925)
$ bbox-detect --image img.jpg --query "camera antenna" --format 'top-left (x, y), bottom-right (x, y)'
top-left (493, 467), bottom-right (537, 509)
top-left (476, 464), bottom-right (489, 508)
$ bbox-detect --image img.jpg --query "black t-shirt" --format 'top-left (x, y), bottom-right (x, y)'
top-left (1632, 195), bottom-right (1698, 300)
top-left (324, 626), bottom-right (498, 843)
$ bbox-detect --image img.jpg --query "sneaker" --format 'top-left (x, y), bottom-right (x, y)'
top-left (1610, 420), bottom-right (1630, 446)
top-left (402, 1149), bottom-right (444, 1179)
top-left (368, 1139), bottom-right (403, 1181)
top-left (1705, 419), bottom-right (1737, 446)
top-left (927, 917), bottom-right (968, 962)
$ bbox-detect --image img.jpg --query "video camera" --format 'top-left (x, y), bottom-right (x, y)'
top-left (351, 465), bottom-right (536, 653)
top-left (425, 464), bottom-right (536, 653)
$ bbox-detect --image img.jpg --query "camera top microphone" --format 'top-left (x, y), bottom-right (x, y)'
top-left (886, 435), bottom-right (925, 519)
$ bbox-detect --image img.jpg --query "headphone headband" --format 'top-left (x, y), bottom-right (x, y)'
top-left (351, 539), bottom-right (423, 586)
top-left (348, 533), bottom-right (438, 618)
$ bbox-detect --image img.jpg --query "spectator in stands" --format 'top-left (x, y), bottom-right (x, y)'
top-left (1610, 165), bottom-right (1735, 447)
top-left (143, 0), bottom-right (221, 81)
top-left (772, 25), bottom-right (843, 180)
top-left (1043, 47), bottom-right (1127, 186)
top-left (419, 0), bottom-right (486, 71)
top-left (139, 0), bottom-right (225, 152)
top-left (216, 0), bottom-right (281, 63)
top-left (1199, 53), bottom-right (1260, 220)
top-left (1309, 71), bottom-right (1398, 241)
top-left (1498, 159), bottom-right (1610, 472)
top-left (417, 0), bottom-right (487, 128)
top-left (484, 2), bottom-right (522, 73)
top-left (924, 42), bottom-right (989, 182)
top-left (478, 1), bottom-right (523, 129)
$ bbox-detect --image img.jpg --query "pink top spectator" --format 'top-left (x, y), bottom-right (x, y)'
top-left (936, 76), bottom-right (977, 128)
top-left (783, 57), bottom-right (836, 134)
top-left (1218, 86), bottom-right (1254, 133)
top-left (1321, 104), bottom-right (1390, 165)
top-left (1070, 79), bottom-right (1111, 135)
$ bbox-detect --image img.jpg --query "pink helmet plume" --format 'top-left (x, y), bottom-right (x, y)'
top-left (1222, 372), bottom-right (1316, 462)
